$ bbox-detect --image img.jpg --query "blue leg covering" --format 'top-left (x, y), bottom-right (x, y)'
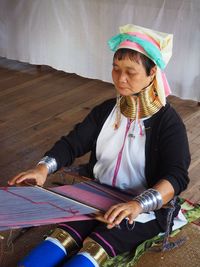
top-left (62, 254), bottom-right (96, 267)
top-left (17, 240), bottom-right (66, 267)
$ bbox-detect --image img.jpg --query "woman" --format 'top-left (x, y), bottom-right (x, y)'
top-left (9, 24), bottom-right (190, 267)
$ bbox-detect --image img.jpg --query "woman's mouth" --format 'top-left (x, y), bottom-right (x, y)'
top-left (118, 86), bottom-right (128, 90)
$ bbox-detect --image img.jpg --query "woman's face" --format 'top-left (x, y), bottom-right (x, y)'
top-left (112, 56), bottom-right (155, 96)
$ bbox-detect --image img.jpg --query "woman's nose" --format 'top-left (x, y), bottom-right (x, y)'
top-left (119, 73), bottom-right (127, 83)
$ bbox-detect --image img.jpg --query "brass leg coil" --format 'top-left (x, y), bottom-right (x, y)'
top-left (80, 237), bottom-right (109, 266)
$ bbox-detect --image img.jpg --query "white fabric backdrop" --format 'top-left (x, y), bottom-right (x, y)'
top-left (0, 0), bottom-right (199, 101)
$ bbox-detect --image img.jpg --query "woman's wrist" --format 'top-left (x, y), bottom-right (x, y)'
top-left (35, 163), bottom-right (49, 177)
top-left (133, 188), bottom-right (163, 213)
top-left (131, 200), bottom-right (143, 214)
top-left (37, 156), bottom-right (58, 175)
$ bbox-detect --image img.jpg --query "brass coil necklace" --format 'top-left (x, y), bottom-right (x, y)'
top-left (120, 82), bottom-right (163, 120)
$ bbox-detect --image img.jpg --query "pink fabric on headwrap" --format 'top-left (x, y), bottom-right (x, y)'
top-left (161, 71), bottom-right (171, 96)
top-left (127, 32), bottom-right (160, 48)
top-left (118, 31), bottom-right (160, 56)
top-left (119, 41), bottom-right (146, 54)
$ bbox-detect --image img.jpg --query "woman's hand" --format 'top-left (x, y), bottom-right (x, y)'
top-left (8, 164), bottom-right (48, 186)
top-left (104, 200), bottom-right (143, 229)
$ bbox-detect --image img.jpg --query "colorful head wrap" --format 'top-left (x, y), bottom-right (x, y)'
top-left (108, 24), bottom-right (173, 105)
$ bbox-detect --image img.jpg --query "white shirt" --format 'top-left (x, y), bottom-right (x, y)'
top-left (94, 106), bottom-right (148, 195)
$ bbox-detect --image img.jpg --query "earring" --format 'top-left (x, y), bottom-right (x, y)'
top-left (114, 93), bottom-right (121, 130)
top-left (151, 76), bottom-right (155, 82)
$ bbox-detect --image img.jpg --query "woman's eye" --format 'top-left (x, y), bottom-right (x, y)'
top-left (128, 72), bottom-right (137, 76)
top-left (113, 67), bottom-right (119, 71)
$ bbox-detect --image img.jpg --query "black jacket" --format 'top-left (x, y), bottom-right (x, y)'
top-left (45, 98), bottom-right (191, 230)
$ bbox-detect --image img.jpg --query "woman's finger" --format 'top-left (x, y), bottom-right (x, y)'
top-left (8, 172), bottom-right (37, 185)
top-left (8, 172), bottom-right (26, 185)
top-left (113, 209), bottom-right (130, 225)
top-left (106, 222), bottom-right (116, 229)
top-left (105, 205), bottom-right (128, 223)
top-left (128, 214), bottom-right (136, 224)
top-left (104, 204), bottom-right (120, 220)
top-left (15, 175), bottom-right (36, 184)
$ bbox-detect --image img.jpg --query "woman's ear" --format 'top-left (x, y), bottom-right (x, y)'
top-left (150, 65), bottom-right (157, 77)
